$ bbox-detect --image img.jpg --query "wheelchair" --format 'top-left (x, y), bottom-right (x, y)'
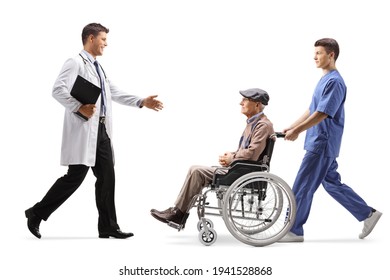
top-left (168, 132), bottom-right (296, 247)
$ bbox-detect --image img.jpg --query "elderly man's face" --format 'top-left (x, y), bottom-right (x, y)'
top-left (240, 97), bottom-right (260, 118)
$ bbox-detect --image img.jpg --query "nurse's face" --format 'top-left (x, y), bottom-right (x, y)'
top-left (314, 46), bottom-right (333, 70)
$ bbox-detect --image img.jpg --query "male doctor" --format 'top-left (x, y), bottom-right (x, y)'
top-left (25, 23), bottom-right (163, 239)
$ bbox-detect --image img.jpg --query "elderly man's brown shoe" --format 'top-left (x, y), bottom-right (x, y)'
top-left (151, 207), bottom-right (189, 227)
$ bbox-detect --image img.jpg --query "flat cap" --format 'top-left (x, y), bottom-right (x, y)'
top-left (239, 88), bottom-right (269, 105)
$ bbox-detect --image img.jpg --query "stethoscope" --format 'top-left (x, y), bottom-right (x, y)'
top-left (79, 53), bottom-right (107, 80)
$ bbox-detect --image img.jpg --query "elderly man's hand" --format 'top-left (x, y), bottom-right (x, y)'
top-left (219, 152), bottom-right (234, 167)
top-left (142, 95), bottom-right (164, 111)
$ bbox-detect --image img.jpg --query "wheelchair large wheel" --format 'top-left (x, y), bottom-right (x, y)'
top-left (222, 171), bottom-right (296, 247)
top-left (235, 183), bottom-right (283, 235)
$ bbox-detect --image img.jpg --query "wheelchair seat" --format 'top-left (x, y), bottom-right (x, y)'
top-left (212, 134), bottom-right (276, 188)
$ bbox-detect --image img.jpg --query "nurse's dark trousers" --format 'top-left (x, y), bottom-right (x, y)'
top-left (290, 150), bottom-right (372, 236)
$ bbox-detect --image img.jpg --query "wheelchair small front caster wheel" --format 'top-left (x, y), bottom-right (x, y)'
top-left (198, 228), bottom-right (217, 246)
top-left (197, 218), bottom-right (214, 231)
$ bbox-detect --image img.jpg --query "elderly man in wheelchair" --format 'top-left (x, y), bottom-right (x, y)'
top-left (151, 88), bottom-right (295, 246)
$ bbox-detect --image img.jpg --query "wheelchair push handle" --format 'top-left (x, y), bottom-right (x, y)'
top-left (273, 132), bottom-right (286, 138)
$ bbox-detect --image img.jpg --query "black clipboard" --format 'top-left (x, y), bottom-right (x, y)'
top-left (70, 75), bottom-right (101, 120)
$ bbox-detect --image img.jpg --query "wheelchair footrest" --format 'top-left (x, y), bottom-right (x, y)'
top-left (168, 221), bottom-right (184, 231)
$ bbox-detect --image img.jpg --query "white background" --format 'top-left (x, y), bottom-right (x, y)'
top-left (1, 0), bottom-right (388, 279)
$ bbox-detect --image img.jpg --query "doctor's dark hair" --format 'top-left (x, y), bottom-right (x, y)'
top-left (314, 38), bottom-right (340, 61)
top-left (81, 23), bottom-right (109, 45)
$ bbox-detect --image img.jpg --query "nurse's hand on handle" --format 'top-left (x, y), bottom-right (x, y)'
top-left (78, 104), bottom-right (96, 119)
top-left (283, 128), bottom-right (299, 141)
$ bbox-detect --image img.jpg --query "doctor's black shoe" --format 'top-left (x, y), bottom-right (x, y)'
top-left (25, 208), bottom-right (42, 239)
top-left (99, 229), bottom-right (134, 239)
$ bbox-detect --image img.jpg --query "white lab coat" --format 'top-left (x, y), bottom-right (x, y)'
top-left (52, 51), bottom-right (142, 166)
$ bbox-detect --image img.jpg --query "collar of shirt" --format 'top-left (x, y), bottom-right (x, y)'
top-left (81, 49), bottom-right (96, 64)
top-left (247, 112), bottom-right (264, 124)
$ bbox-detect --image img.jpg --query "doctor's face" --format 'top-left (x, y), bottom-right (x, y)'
top-left (89, 32), bottom-right (107, 57)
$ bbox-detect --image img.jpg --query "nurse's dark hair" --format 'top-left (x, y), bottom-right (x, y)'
top-left (314, 38), bottom-right (340, 61)
top-left (81, 23), bottom-right (109, 45)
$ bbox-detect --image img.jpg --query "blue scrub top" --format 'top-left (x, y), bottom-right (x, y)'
top-left (304, 70), bottom-right (346, 157)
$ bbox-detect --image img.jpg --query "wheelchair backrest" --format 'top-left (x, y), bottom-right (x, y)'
top-left (257, 135), bottom-right (276, 168)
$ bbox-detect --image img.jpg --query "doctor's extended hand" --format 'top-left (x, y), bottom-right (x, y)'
top-left (142, 95), bottom-right (164, 111)
top-left (78, 104), bottom-right (96, 119)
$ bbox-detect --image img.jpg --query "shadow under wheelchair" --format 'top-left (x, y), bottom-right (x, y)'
top-left (165, 231), bottom-right (245, 246)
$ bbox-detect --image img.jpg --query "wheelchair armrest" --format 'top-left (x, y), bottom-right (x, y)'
top-left (212, 166), bottom-right (230, 173)
top-left (229, 160), bottom-right (263, 168)
top-left (212, 160), bottom-right (269, 188)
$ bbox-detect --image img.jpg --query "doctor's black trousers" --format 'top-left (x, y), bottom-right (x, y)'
top-left (31, 120), bottom-right (119, 233)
